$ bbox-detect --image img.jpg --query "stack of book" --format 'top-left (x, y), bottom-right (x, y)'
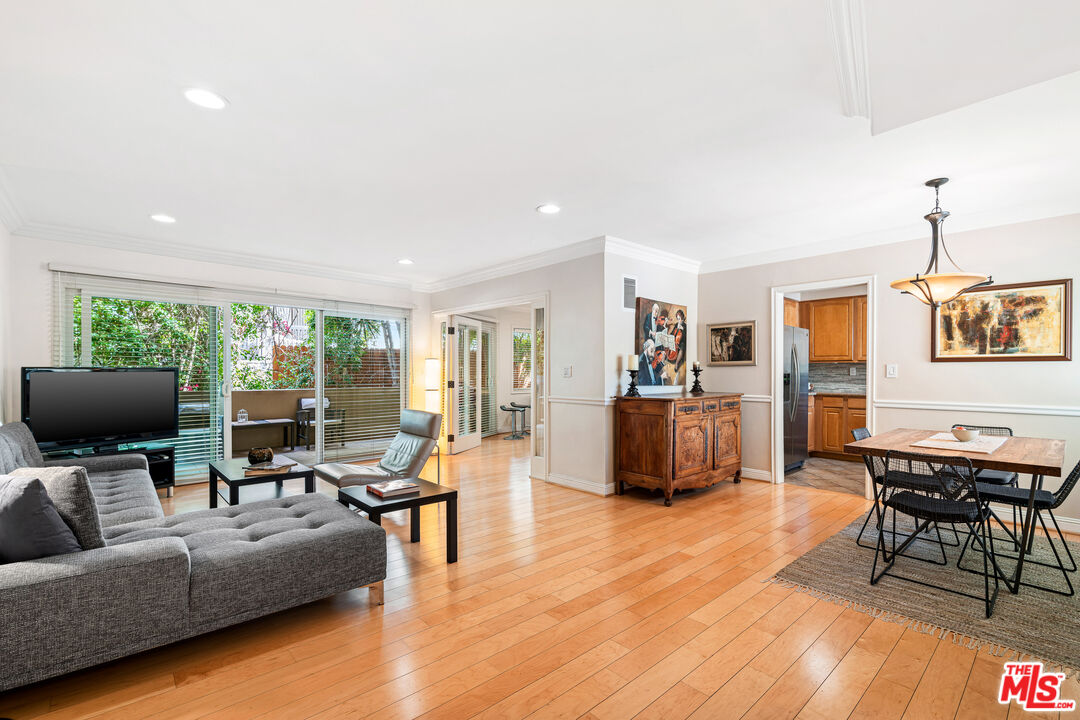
top-left (366, 479), bottom-right (420, 498)
top-left (243, 459), bottom-right (298, 476)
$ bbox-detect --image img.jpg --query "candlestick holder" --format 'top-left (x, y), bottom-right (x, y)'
top-left (625, 369), bottom-right (641, 397)
top-left (689, 367), bottom-right (704, 395)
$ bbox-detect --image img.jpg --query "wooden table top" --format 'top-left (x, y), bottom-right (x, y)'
top-left (844, 428), bottom-right (1066, 477)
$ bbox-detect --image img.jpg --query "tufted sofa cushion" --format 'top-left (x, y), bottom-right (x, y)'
top-left (91, 469), bottom-right (165, 530)
top-left (106, 494), bottom-right (386, 631)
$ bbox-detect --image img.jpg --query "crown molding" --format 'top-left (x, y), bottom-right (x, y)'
top-left (417, 237), bottom-right (607, 293)
top-left (601, 236), bottom-right (701, 274)
top-left (827, 0), bottom-right (870, 120)
top-left (14, 222), bottom-right (415, 290)
top-left (0, 168), bottom-right (24, 233)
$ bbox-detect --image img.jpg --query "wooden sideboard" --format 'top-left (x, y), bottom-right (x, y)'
top-left (614, 391), bottom-right (742, 506)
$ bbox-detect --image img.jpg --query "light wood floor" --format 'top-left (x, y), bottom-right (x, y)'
top-left (2, 436), bottom-right (1076, 720)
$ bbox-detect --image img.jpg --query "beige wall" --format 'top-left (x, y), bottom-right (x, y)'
top-left (0, 223), bottom-right (11, 422)
top-left (698, 213), bottom-right (1080, 522)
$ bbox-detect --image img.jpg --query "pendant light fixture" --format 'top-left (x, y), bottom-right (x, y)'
top-left (890, 178), bottom-right (992, 307)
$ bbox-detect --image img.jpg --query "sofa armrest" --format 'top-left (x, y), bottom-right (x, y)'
top-left (45, 453), bottom-right (150, 473)
top-left (0, 537), bottom-right (190, 692)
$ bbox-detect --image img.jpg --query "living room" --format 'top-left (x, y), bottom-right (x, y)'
top-left (1, 2), bottom-right (1080, 719)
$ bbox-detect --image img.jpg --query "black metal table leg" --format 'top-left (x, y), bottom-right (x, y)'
top-left (229, 484), bottom-right (239, 506)
top-left (370, 512), bottom-right (382, 526)
top-left (304, 472), bottom-right (314, 494)
top-left (209, 467), bottom-right (219, 508)
top-left (447, 495), bottom-right (458, 563)
top-left (411, 507), bottom-right (421, 543)
top-left (1010, 473), bottom-right (1042, 594)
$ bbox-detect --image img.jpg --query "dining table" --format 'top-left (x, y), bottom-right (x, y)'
top-left (844, 427), bottom-right (1067, 595)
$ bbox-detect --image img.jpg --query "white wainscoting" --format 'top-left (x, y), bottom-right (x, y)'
top-left (875, 399), bottom-right (1080, 418)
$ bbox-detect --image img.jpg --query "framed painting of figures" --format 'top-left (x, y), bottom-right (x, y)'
top-left (707, 321), bottom-right (756, 366)
top-left (634, 297), bottom-right (688, 386)
top-left (932, 279), bottom-right (1071, 362)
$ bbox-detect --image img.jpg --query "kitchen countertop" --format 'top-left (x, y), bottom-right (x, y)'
top-left (809, 391), bottom-right (866, 398)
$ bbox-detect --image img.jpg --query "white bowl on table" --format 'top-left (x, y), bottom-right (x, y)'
top-left (951, 427), bottom-right (980, 443)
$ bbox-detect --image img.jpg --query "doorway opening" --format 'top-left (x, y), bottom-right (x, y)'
top-left (771, 276), bottom-right (875, 498)
top-left (431, 294), bottom-right (549, 482)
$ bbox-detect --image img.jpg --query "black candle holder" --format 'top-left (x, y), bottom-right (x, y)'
top-left (625, 369), bottom-right (641, 397)
top-left (689, 367), bottom-right (704, 394)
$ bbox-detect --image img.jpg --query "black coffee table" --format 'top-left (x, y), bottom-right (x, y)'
top-left (338, 480), bottom-right (458, 563)
top-left (209, 456), bottom-right (314, 507)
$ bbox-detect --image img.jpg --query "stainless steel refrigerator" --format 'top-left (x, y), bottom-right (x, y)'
top-left (783, 325), bottom-right (810, 472)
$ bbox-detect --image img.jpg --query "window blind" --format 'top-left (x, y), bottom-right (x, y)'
top-left (53, 271), bottom-right (410, 477)
top-left (513, 327), bottom-right (532, 391)
top-left (480, 320), bottom-right (498, 437)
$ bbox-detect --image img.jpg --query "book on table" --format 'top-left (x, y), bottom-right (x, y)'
top-left (367, 479), bottom-right (420, 498)
top-left (243, 459), bottom-right (298, 476)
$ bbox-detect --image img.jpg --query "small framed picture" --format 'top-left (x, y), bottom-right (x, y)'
top-left (707, 321), bottom-right (756, 366)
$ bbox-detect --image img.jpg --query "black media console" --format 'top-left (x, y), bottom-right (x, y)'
top-left (43, 445), bottom-right (176, 497)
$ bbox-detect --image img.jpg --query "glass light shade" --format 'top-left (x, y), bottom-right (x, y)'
top-left (424, 357), bottom-right (440, 391)
top-left (889, 272), bottom-right (990, 306)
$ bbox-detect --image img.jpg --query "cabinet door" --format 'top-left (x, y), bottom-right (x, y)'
top-left (713, 412), bottom-right (740, 468)
top-left (846, 408), bottom-right (867, 451)
top-left (853, 296), bottom-right (867, 362)
top-left (821, 405), bottom-right (845, 452)
top-left (673, 414), bottom-right (711, 478)
top-left (783, 298), bottom-right (799, 327)
top-left (808, 298), bottom-right (854, 362)
top-left (807, 397), bottom-right (818, 452)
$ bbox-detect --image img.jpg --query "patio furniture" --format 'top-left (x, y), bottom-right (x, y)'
top-left (871, 450), bottom-right (1004, 618)
top-left (230, 417), bottom-right (296, 451)
top-left (313, 409), bottom-right (441, 489)
top-left (846, 427), bottom-right (1067, 596)
top-left (296, 397), bottom-right (346, 450)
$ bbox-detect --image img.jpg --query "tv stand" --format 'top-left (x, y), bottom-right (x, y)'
top-left (44, 446), bottom-right (176, 497)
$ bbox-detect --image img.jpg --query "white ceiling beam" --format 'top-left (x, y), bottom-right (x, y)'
top-left (827, 0), bottom-right (871, 120)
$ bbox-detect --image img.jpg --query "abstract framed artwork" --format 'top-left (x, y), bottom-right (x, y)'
top-left (707, 321), bottom-right (756, 366)
top-left (634, 297), bottom-right (688, 386)
top-left (931, 279), bottom-right (1072, 362)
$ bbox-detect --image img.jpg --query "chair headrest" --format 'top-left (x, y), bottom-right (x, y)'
top-left (399, 409), bottom-right (441, 440)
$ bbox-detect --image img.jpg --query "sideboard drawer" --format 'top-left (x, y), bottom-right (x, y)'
top-left (721, 398), bottom-right (741, 411)
top-left (675, 401), bottom-right (702, 415)
top-left (702, 399), bottom-right (721, 413)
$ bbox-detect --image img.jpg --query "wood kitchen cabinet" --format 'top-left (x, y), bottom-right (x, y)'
top-left (615, 392), bottom-right (742, 506)
top-left (783, 297), bottom-right (800, 327)
top-left (813, 394), bottom-right (866, 461)
top-left (800, 296), bottom-right (867, 363)
top-left (807, 397), bottom-right (818, 451)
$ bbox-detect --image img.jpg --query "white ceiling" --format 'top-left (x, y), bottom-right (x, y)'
top-left (0, 1), bottom-right (1078, 288)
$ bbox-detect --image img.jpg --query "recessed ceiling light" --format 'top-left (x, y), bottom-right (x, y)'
top-left (184, 88), bottom-right (229, 110)
top-left (536, 203), bottom-right (561, 215)
top-left (150, 213), bottom-right (176, 224)
top-left (398, 258), bottom-right (414, 265)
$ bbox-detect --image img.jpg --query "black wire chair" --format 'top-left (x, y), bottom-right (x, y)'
top-left (853, 428), bottom-right (960, 554)
top-left (958, 459), bottom-right (1080, 597)
top-left (871, 450), bottom-right (1006, 618)
top-left (952, 424), bottom-right (1020, 539)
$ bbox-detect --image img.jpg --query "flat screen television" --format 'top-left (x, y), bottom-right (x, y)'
top-left (22, 367), bottom-right (180, 451)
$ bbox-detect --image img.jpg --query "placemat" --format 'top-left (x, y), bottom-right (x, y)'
top-left (911, 432), bottom-right (1008, 454)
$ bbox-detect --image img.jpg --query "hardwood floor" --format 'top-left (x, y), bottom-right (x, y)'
top-left (1, 435), bottom-right (1074, 719)
top-left (784, 458), bottom-right (867, 496)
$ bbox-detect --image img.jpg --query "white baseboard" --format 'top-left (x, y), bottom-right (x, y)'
top-left (1054, 514), bottom-right (1080, 537)
top-left (740, 467), bottom-right (772, 482)
top-left (547, 472), bottom-right (615, 496)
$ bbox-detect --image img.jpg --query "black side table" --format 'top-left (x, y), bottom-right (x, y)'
top-left (338, 480), bottom-right (458, 563)
top-left (208, 456), bottom-right (314, 507)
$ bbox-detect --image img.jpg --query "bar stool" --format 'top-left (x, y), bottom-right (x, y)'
top-left (511, 402), bottom-right (531, 435)
top-left (500, 404), bottom-right (526, 440)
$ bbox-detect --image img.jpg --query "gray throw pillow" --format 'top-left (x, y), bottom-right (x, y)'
top-left (10, 466), bottom-right (105, 550)
top-left (0, 475), bottom-right (82, 563)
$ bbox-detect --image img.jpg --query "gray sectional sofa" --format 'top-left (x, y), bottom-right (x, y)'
top-left (0, 422), bottom-right (387, 692)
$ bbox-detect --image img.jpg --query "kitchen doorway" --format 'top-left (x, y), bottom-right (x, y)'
top-left (770, 276), bottom-right (875, 498)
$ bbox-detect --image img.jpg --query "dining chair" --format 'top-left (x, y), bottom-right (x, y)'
top-left (871, 450), bottom-right (1005, 618)
top-left (853, 428), bottom-right (960, 554)
top-left (951, 423), bottom-right (1020, 542)
top-left (958, 459), bottom-right (1080, 597)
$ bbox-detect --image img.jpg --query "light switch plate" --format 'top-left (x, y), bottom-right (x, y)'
top-left (885, 363), bottom-right (898, 378)
top-left (562, 365), bottom-right (573, 378)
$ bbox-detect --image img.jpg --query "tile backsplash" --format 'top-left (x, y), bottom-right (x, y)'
top-left (809, 362), bottom-right (866, 394)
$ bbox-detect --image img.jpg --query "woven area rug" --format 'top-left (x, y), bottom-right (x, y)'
top-left (771, 516), bottom-right (1080, 672)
